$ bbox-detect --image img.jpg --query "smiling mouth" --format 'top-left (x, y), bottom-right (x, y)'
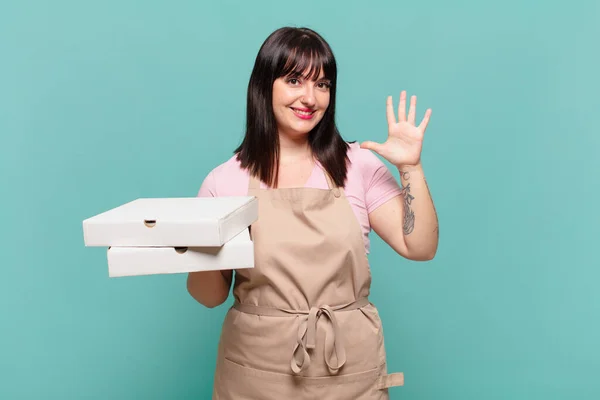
top-left (290, 107), bottom-right (316, 118)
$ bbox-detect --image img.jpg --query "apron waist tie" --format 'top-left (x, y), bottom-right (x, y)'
top-left (232, 297), bottom-right (371, 375)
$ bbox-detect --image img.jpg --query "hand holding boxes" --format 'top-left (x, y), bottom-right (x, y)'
top-left (82, 196), bottom-right (258, 277)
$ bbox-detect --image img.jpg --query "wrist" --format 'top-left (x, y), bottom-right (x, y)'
top-left (395, 162), bottom-right (422, 171)
top-left (396, 162), bottom-right (422, 181)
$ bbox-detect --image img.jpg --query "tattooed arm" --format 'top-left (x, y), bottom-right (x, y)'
top-left (368, 162), bottom-right (439, 261)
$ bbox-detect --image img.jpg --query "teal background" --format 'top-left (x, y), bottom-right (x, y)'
top-left (1, 0), bottom-right (599, 398)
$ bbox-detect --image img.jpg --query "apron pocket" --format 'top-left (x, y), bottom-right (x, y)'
top-left (215, 357), bottom-right (304, 399)
top-left (215, 357), bottom-right (398, 400)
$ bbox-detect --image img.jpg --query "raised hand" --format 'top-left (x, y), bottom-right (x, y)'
top-left (360, 90), bottom-right (432, 167)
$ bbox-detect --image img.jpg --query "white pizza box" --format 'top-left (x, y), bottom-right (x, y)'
top-left (83, 196), bottom-right (258, 247)
top-left (106, 229), bottom-right (254, 277)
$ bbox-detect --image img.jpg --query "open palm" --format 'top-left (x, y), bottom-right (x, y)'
top-left (360, 91), bottom-right (432, 167)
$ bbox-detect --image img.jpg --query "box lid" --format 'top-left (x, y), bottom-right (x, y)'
top-left (83, 196), bottom-right (258, 247)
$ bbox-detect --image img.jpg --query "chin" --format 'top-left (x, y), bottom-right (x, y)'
top-left (291, 122), bottom-right (320, 136)
top-left (292, 117), bottom-right (324, 131)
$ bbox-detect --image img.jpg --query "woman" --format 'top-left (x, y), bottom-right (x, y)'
top-left (187, 26), bottom-right (439, 399)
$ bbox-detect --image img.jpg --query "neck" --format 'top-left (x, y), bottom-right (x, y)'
top-left (278, 132), bottom-right (312, 161)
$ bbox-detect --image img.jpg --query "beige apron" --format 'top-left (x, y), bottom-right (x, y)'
top-left (212, 168), bottom-right (404, 399)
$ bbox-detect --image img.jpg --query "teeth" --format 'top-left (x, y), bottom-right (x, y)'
top-left (292, 108), bottom-right (313, 116)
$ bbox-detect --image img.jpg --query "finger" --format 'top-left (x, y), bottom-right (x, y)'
top-left (407, 95), bottom-right (417, 125)
top-left (419, 108), bottom-right (432, 131)
top-left (398, 90), bottom-right (407, 122)
top-left (386, 96), bottom-right (396, 126)
top-left (360, 141), bottom-right (385, 155)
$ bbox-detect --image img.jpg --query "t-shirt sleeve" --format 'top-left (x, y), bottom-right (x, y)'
top-left (197, 170), bottom-right (217, 197)
top-left (361, 150), bottom-right (404, 214)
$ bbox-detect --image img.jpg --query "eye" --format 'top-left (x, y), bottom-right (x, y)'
top-left (287, 78), bottom-right (301, 85)
top-left (317, 81), bottom-right (331, 90)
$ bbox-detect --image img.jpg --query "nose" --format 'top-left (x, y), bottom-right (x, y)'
top-left (300, 86), bottom-right (316, 107)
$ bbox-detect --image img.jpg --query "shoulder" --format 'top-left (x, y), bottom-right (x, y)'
top-left (345, 141), bottom-right (403, 213)
top-left (197, 153), bottom-right (249, 197)
top-left (346, 141), bottom-right (390, 183)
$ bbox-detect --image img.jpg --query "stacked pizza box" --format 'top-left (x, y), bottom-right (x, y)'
top-left (82, 197), bottom-right (257, 277)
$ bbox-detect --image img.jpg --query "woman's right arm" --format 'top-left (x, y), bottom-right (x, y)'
top-left (187, 270), bottom-right (233, 308)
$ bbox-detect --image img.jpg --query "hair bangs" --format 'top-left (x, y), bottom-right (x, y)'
top-left (278, 41), bottom-right (334, 83)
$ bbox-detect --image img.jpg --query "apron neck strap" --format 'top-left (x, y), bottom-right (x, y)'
top-left (323, 170), bottom-right (338, 190)
top-left (248, 172), bottom-right (261, 190)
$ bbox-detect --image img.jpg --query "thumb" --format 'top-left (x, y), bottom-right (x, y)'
top-left (360, 141), bottom-right (385, 155)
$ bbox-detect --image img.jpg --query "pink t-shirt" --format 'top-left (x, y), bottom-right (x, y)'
top-left (197, 142), bottom-right (403, 254)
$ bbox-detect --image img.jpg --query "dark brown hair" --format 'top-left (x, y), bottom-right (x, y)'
top-left (234, 26), bottom-right (351, 188)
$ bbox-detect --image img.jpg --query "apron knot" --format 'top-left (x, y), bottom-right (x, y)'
top-left (291, 305), bottom-right (347, 375)
top-left (232, 298), bottom-right (371, 376)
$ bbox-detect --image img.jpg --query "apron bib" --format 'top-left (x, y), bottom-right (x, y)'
top-left (212, 169), bottom-right (404, 399)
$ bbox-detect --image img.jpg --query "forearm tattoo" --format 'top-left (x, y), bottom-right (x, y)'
top-left (400, 182), bottom-right (415, 235)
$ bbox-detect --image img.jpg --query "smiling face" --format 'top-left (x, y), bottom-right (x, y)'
top-left (272, 69), bottom-right (331, 140)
